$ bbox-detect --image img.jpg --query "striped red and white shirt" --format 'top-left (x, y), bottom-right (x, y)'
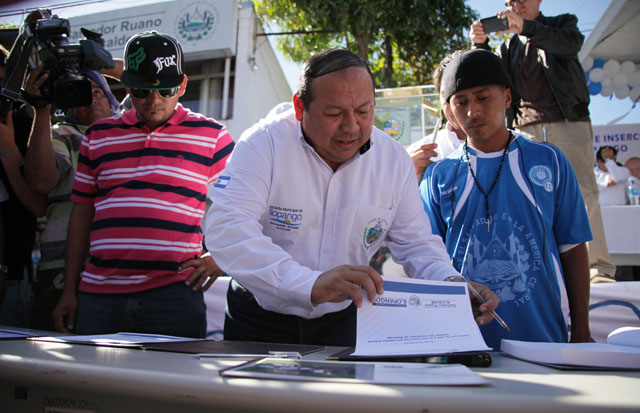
top-left (71, 104), bottom-right (234, 294)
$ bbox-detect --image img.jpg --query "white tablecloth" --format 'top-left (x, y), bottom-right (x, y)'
top-left (601, 205), bottom-right (640, 265)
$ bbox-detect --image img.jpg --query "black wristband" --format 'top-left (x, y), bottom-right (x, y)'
top-left (20, 89), bottom-right (50, 109)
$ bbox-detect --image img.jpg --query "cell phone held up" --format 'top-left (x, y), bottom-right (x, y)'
top-left (481, 16), bottom-right (510, 33)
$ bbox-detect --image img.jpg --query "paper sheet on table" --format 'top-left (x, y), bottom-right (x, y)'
top-left (29, 332), bottom-right (201, 346)
top-left (352, 277), bottom-right (491, 356)
top-left (221, 358), bottom-right (489, 386)
top-left (0, 328), bottom-right (35, 339)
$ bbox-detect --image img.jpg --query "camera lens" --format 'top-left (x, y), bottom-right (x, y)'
top-left (54, 75), bottom-right (92, 109)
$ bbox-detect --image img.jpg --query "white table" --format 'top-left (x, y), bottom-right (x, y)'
top-left (1, 339), bottom-right (639, 412)
top-left (601, 205), bottom-right (640, 265)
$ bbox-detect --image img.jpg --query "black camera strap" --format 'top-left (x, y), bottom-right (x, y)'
top-left (1, 25), bottom-right (34, 104)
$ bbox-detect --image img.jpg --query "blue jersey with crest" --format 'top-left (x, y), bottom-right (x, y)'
top-left (420, 133), bottom-right (592, 350)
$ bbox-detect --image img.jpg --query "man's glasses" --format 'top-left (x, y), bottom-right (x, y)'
top-left (504, 0), bottom-right (526, 6)
top-left (129, 87), bottom-right (180, 99)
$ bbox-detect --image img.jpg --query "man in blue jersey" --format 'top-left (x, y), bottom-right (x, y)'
top-left (420, 49), bottom-right (591, 350)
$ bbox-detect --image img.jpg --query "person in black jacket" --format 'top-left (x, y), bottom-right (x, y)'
top-left (470, 0), bottom-right (616, 283)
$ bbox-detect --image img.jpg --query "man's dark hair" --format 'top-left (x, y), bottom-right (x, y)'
top-left (433, 49), bottom-right (467, 95)
top-left (296, 48), bottom-right (374, 109)
top-left (596, 145), bottom-right (618, 163)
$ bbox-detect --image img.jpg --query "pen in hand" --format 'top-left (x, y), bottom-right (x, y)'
top-left (464, 278), bottom-right (510, 332)
top-left (454, 245), bottom-right (510, 332)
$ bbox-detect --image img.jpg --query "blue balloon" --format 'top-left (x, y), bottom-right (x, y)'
top-left (588, 81), bottom-right (602, 95)
top-left (593, 58), bottom-right (605, 69)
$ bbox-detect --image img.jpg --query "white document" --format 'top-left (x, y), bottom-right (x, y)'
top-left (221, 358), bottom-right (489, 386)
top-left (353, 276), bottom-right (491, 356)
top-left (29, 332), bottom-right (200, 346)
top-left (501, 339), bottom-right (640, 369)
top-left (0, 328), bottom-right (34, 339)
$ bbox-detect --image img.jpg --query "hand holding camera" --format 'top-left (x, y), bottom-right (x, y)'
top-left (496, 9), bottom-right (525, 34)
top-left (471, 8), bottom-right (525, 44)
top-left (1, 9), bottom-right (114, 112)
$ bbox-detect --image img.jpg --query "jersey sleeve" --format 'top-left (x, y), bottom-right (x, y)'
top-left (385, 155), bottom-right (456, 282)
top-left (552, 147), bottom-right (593, 246)
top-left (420, 162), bottom-right (447, 240)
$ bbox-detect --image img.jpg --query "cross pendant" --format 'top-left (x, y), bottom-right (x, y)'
top-left (486, 219), bottom-right (491, 232)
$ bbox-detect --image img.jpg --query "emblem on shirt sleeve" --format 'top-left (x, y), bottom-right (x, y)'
top-left (528, 165), bottom-right (553, 193)
top-left (363, 218), bottom-right (387, 249)
top-left (214, 176), bottom-right (230, 188)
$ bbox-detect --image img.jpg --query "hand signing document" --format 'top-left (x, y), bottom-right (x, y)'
top-left (352, 276), bottom-right (491, 357)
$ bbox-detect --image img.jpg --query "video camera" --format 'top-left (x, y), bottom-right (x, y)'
top-left (1, 9), bottom-right (114, 114)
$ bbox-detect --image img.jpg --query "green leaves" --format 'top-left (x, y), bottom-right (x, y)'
top-left (255, 0), bottom-right (478, 88)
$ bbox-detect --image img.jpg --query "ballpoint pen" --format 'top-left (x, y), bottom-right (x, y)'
top-left (456, 242), bottom-right (511, 332)
top-left (430, 114), bottom-right (442, 144)
top-left (463, 278), bottom-right (510, 332)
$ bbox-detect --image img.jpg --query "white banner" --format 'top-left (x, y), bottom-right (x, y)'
top-left (592, 123), bottom-right (640, 165)
top-left (67, 0), bottom-right (237, 59)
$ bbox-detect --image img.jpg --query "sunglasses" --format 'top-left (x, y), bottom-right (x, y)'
top-left (504, 0), bottom-right (526, 6)
top-left (129, 87), bottom-right (180, 99)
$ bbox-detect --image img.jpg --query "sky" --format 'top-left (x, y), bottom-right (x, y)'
top-left (1, 0), bottom-right (637, 126)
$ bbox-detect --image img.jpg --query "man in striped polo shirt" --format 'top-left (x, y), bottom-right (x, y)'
top-left (52, 31), bottom-right (234, 338)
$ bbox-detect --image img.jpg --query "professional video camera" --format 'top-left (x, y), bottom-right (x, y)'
top-left (1, 9), bottom-right (114, 114)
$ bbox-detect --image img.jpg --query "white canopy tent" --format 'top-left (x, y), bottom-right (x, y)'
top-left (579, 0), bottom-right (640, 65)
top-left (579, 0), bottom-right (640, 103)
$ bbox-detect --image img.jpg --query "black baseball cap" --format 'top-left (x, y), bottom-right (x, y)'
top-left (441, 49), bottom-right (516, 102)
top-left (120, 31), bottom-right (185, 89)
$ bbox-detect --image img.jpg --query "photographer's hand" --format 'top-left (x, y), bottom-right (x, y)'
top-left (23, 62), bottom-right (61, 194)
top-left (470, 20), bottom-right (488, 44)
top-left (497, 9), bottom-right (524, 34)
top-left (24, 63), bottom-right (49, 100)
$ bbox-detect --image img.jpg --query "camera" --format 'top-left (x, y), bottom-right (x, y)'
top-left (1, 9), bottom-right (114, 111)
top-left (481, 16), bottom-right (510, 34)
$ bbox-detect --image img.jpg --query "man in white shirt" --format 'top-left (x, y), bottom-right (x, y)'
top-left (205, 49), bottom-right (498, 346)
top-left (594, 146), bottom-right (630, 206)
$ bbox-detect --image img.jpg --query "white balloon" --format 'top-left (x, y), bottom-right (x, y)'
top-left (601, 76), bottom-right (612, 87)
top-left (615, 85), bottom-right (629, 99)
top-left (589, 67), bottom-right (605, 82)
top-left (583, 56), bottom-right (594, 71)
top-left (604, 59), bottom-right (620, 76)
top-left (630, 86), bottom-right (640, 102)
top-left (629, 71), bottom-right (640, 87)
top-left (601, 85), bottom-right (614, 97)
top-left (613, 72), bottom-right (629, 87)
top-left (620, 60), bottom-right (636, 75)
